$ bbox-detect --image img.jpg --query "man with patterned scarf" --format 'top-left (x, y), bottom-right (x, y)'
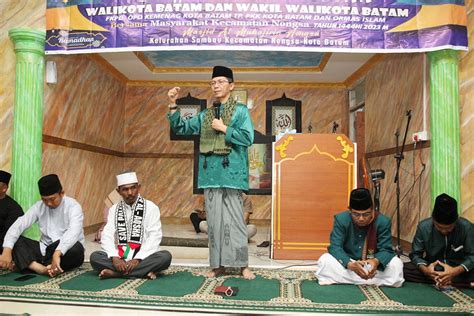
top-left (315, 188), bottom-right (404, 287)
top-left (90, 172), bottom-right (171, 279)
top-left (167, 66), bottom-right (255, 279)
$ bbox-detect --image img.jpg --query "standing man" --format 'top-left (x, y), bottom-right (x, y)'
top-left (315, 188), bottom-right (404, 287)
top-left (90, 172), bottom-right (172, 280)
top-left (404, 193), bottom-right (473, 288)
top-left (167, 66), bottom-right (255, 279)
top-left (0, 170), bottom-right (23, 254)
top-left (0, 174), bottom-right (85, 277)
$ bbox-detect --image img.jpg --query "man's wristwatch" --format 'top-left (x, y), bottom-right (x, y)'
top-left (168, 104), bottom-right (178, 110)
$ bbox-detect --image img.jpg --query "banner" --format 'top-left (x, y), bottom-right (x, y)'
top-left (45, 0), bottom-right (468, 54)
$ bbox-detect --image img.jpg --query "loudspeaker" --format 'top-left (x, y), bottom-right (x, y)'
top-left (46, 61), bottom-right (57, 84)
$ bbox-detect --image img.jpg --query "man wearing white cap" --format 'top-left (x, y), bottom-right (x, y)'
top-left (90, 172), bottom-right (171, 279)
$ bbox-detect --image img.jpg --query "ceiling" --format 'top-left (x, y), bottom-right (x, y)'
top-left (98, 51), bottom-right (376, 86)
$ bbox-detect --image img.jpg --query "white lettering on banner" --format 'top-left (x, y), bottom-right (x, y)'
top-left (84, 3), bottom-right (409, 19)
top-left (272, 21), bottom-right (310, 28)
top-left (191, 37), bottom-right (223, 44)
top-left (313, 22), bottom-right (338, 29)
top-left (271, 38), bottom-right (301, 46)
top-left (235, 3), bottom-right (283, 12)
top-left (155, 3), bottom-right (203, 13)
top-left (225, 37), bottom-right (270, 44)
top-left (204, 3), bottom-right (233, 12)
top-left (324, 38), bottom-right (350, 46)
top-left (303, 38), bottom-right (321, 45)
top-left (149, 19), bottom-right (209, 27)
top-left (205, 13), bottom-right (232, 19)
top-left (361, 7), bottom-right (409, 17)
top-left (285, 14), bottom-right (313, 20)
top-left (148, 37), bottom-right (189, 44)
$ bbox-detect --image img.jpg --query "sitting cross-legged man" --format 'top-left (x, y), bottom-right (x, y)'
top-left (190, 193), bottom-right (257, 240)
top-left (0, 174), bottom-right (85, 277)
top-left (90, 172), bottom-right (172, 279)
top-left (404, 193), bottom-right (473, 289)
top-left (315, 188), bottom-right (404, 287)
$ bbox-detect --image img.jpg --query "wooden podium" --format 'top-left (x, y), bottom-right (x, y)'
top-left (271, 134), bottom-right (356, 260)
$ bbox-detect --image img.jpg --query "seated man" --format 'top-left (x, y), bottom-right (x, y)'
top-left (404, 193), bottom-right (473, 289)
top-left (190, 194), bottom-right (257, 240)
top-left (90, 172), bottom-right (172, 280)
top-left (0, 174), bottom-right (85, 277)
top-left (0, 170), bottom-right (23, 254)
top-left (315, 188), bottom-right (404, 287)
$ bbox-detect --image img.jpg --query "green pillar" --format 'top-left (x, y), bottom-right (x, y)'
top-left (428, 50), bottom-right (461, 211)
top-left (9, 28), bottom-right (45, 239)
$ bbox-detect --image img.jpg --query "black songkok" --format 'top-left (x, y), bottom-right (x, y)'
top-left (0, 170), bottom-right (11, 186)
top-left (432, 193), bottom-right (458, 225)
top-left (212, 66), bottom-right (233, 80)
top-left (38, 174), bottom-right (62, 196)
top-left (349, 188), bottom-right (373, 211)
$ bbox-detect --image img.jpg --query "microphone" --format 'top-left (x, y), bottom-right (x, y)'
top-left (213, 101), bottom-right (221, 119)
top-left (370, 169), bottom-right (385, 182)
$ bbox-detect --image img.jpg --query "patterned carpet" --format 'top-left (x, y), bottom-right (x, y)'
top-left (0, 264), bottom-right (472, 314)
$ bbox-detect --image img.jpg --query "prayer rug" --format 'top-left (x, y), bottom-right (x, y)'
top-left (161, 236), bottom-right (208, 248)
top-left (0, 264), bottom-right (472, 314)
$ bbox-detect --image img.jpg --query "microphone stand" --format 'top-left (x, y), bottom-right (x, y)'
top-left (394, 110), bottom-right (411, 256)
top-left (373, 180), bottom-right (381, 213)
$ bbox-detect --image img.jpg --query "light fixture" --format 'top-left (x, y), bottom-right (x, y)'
top-left (46, 60), bottom-right (57, 84)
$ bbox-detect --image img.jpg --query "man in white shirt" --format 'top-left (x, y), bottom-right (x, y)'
top-left (0, 174), bottom-right (85, 277)
top-left (90, 172), bottom-right (172, 279)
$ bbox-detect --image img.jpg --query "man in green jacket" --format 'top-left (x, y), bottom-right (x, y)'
top-left (315, 188), bottom-right (404, 287)
top-left (167, 66), bottom-right (255, 279)
top-left (404, 193), bottom-right (473, 289)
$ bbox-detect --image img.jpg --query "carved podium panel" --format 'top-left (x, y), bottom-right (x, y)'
top-left (271, 134), bottom-right (356, 260)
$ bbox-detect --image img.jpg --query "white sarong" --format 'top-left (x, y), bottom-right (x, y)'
top-left (315, 253), bottom-right (404, 287)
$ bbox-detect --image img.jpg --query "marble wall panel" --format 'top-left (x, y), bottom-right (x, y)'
top-left (459, 8), bottom-right (474, 222)
top-left (368, 149), bottom-right (431, 242)
top-left (44, 55), bottom-right (126, 152)
top-left (0, 0), bottom-right (45, 172)
top-left (365, 53), bottom-right (430, 243)
top-left (125, 85), bottom-right (347, 219)
top-left (42, 143), bottom-right (124, 227)
top-left (365, 54), bottom-right (426, 153)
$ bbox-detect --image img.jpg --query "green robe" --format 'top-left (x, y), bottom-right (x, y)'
top-left (409, 217), bottom-right (473, 271)
top-left (168, 103), bottom-right (254, 190)
top-left (328, 211), bottom-right (395, 271)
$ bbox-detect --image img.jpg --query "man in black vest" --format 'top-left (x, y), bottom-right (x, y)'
top-left (0, 171), bottom-right (23, 256)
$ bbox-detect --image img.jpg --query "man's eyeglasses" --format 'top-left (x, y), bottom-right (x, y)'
top-left (209, 79), bottom-right (229, 87)
top-left (350, 211), bottom-right (373, 219)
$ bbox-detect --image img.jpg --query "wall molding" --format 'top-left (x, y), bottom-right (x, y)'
top-left (365, 141), bottom-right (430, 159)
top-left (43, 135), bottom-right (193, 159)
top-left (44, 135), bottom-right (428, 161)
